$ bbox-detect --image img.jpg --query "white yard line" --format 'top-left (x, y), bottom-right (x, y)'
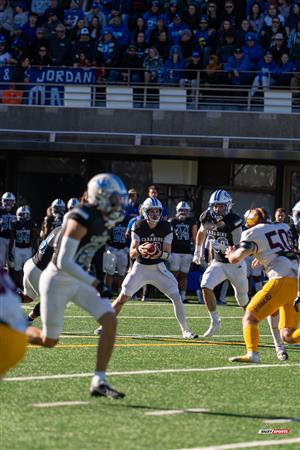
top-left (5, 363), bottom-right (300, 382)
top-left (61, 316), bottom-right (243, 319)
top-left (145, 408), bottom-right (209, 416)
top-left (32, 401), bottom-right (90, 408)
top-left (263, 418), bottom-right (300, 424)
top-left (59, 334), bottom-right (273, 339)
top-left (179, 438), bottom-right (300, 450)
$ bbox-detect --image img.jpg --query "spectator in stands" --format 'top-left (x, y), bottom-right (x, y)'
top-left (163, 1), bottom-right (181, 26)
top-left (13, 2), bottom-right (28, 32)
top-left (275, 52), bottom-right (293, 86)
top-left (263, 4), bottom-right (285, 28)
top-left (28, 27), bottom-right (49, 60)
top-left (64, 0), bottom-right (85, 32)
top-left (221, 1), bottom-right (242, 29)
top-left (85, 2), bottom-right (107, 28)
top-left (224, 46), bottom-right (251, 85)
top-left (247, 2), bottom-right (264, 34)
top-left (49, 24), bottom-right (72, 66)
top-left (242, 31), bottom-right (264, 70)
top-left (144, 1), bottom-right (161, 36)
top-left (2, 82), bottom-right (24, 104)
top-left (278, 0), bottom-right (291, 19)
top-left (206, 2), bottom-right (220, 31)
top-left (178, 28), bottom-right (198, 60)
top-left (43, 0), bottom-right (64, 23)
top-left (217, 30), bottom-right (236, 66)
top-left (118, 0), bottom-right (134, 26)
top-left (134, 30), bottom-right (148, 60)
top-left (204, 53), bottom-right (223, 84)
top-left (130, 15), bottom-right (145, 43)
top-left (118, 43), bottom-right (142, 82)
top-left (218, 19), bottom-right (235, 46)
top-left (31, 0), bottom-right (51, 18)
top-left (285, 3), bottom-right (300, 37)
top-left (155, 29), bottom-right (170, 60)
top-left (22, 12), bottom-right (39, 47)
top-left (72, 27), bottom-right (94, 64)
top-left (89, 16), bottom-right (102, 42)
top-left (143, 45), bottom-right (163, 83)
top-left (273, 207), bottom-right (287, 223)
top-left (270, 32), bottom-right (289, 64)
top-left (261, 16), bottom-right (286, 48)
top-left (182, 2), bottom-right (200, 34)
top-left (235, 18), bottom-right (253, 47)
top-left (0, 35), bottom-right (11, 65)
top-left (94, 27), bottom-right (121, 77)
top-left (195, 15), bottom-right (216, 65)
top-left (249, 50), bottom-right (277, 96)
top-left (43, 11), bottom-right (62, 40)
top-left (9, 36), bottom-right (26, 65)
top-left (184, 50), bottom-right (203, 103)
top-left (109, 13), bottom-right (130, 49)
top-left (126, 188), bottom-right (139, 217)
top-left (168, 13), bottom-right (188, 45)
top-left (70, 17), bottom-right (86, 42)
top-left (148, 16), bottom-right (167, 45)
top-left (161, 44), bottom-right (186, 85)
top-left (31, 45), bottom-right (51, 67)
top-left (0, 0), bottom-right (13, 33)
top-left (289, 31), bottom-right (300, 61)
top-left (290, 57), bottom-right (300, 93)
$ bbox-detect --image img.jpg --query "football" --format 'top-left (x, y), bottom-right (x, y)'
top-left (143, 242), bottom-right (157, 256)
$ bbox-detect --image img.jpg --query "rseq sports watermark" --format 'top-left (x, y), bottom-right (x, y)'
top-left (259, 429), bottom-right (291, 434)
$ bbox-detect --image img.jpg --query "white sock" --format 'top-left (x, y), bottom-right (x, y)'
top-left (180, 290), bottom-right (186, 301)
top-left (208, 310), bottom-right (219, 324)
top-left (267, 315), bottom-right (284, 350)
top-left (92, 371), bottom-right (106, 386)
top-left (168, 292), bottom-right (189, 332)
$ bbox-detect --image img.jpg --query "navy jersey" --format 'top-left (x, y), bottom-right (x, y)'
top-left (41, 213), bottom-right (64, 238)
top-left (52, 204), bottom-right (110, 271)
top-left (32, 226), bottom-right (62, 271)
top-left (0, 208), bottom-right (16, 239)
top-left (169, 217), bottom-right (196, 254)
top-left (200, 210), bottom-right (243, 263)
top-left (133, 219), bottom-right (173, 265)
top-left (108, 216), bottom-right (131, 249)
top-left (12, 219), bottom-right (37, 248)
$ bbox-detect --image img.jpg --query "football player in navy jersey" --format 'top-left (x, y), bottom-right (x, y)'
top-left (169, 201), bottom-right (197, 303)
top-left (112, 197), bottom-right (198, 339)
top-left (9, 206), bottom-right (38, 289)
top-left (0, 192), bottom-right (17, 269)
top-left (29, 173), bottom-right (128, 400)
top-left (40, 198), bottom-right (66, 240)
top-left (193, 190), bottom-right (249, 337)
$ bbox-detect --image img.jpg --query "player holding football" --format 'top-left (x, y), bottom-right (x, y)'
top-left (226, 207), bottom-right (300, 363)
top-left (111, 197), bottom-right (198, 339)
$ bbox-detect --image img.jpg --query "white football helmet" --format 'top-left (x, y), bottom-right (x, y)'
top-left (87, 173), bottom-right (128, 224)
top-left (1, 192), bottom-right (16, 210)
top-left (16, 205), bottom-right (30, 221)
top-left (176, 201), bottom-right (190, 220)
top-left (208, 190), bottom-right (232, 221)
top-left (51, 198), bottom-right (66, 215)
top-left (292, 201), bottom-right (300, 228)
top-left (67, 197), bottom-right (80, 211)
top-left (142, 197), bottom-right (163, 223)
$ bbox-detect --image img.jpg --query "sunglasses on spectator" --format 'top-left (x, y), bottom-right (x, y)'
top-left (225, 5), bottom-right (233, 8)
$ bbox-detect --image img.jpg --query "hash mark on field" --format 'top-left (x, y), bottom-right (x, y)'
top-left (179, 437), bottom-right (300, 450)
top-left (32, 401), bottom-right (90, 408)
top-left (145, 408), bottom-right (209, 416)
top-left (5, 363), bottom-right (300, 382)
top-left (263, 418), bottom-right (300, 424)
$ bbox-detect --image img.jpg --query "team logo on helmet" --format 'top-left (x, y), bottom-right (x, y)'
top-left (244, 208), bottom-right (269, 228)
top-left (16, 205), bottom-right (30, 221)
top-left (208, 190), bottom-right (232, 221)
top-left (67, 197), bottom-right (80, 211)
top-left (51, 199), bottom-right (66, 215)
top-left (176, 201), bottom-right (190, 220)
top-left (87, 173), bottom-right (128, 227)
top-left (1, 192), bottom-right (16, 210)
top-left (142, 197), bottom-right (163, 223)
top-left (292, 201), bottom-right (300, 229)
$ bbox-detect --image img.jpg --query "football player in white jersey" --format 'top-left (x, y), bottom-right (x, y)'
top-left (193, 190), bottom-right (249, 337)
top-left (28, 173), bottom-right (128, 399)
top-left (292, 201), bottom-right (300, 313)
top-left (226, 208), bottom-right (300, 363)
top-left (0, 192), bottom-right (16, 269)
top-left (111, 197), bottom-right (198, 339)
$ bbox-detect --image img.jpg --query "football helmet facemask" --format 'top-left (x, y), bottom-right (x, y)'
top-left (1, 192), bottom-right (16, 210)
top-left (176, 201), bottom-right (190, 220)
top-left (244, 208), bottom-right (270, 228)
top-left (51, 198), bottom-right (66, 215)
top-left (16, 206), bottom-right (30, 221)
top-left (87, 173), bottom-right (128, 225)
top-left (67, 197), bottom-right (80, 211)
top-left (292, 201), bottom-right (300, 229)
top-left (142, 197), bottom-right (163, 223)
top-left (208, 190), bottom-right (232, 222)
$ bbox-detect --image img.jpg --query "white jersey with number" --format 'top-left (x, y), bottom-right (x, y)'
top-left (241, 223), bottom-right (297, 279)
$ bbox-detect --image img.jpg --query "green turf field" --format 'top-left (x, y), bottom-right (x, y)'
top-left (1, 297), bottom-right (300, 450)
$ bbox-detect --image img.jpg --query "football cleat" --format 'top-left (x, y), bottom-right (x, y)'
top-left (90, 382), bottom-right (125, 400)
top-left (203, 320), bottom-right (221, 337)
top-left (229, 352), bottom-right (260, 364)
top-left (276, 349), bottom-right (289, 361)
top-left (182, 330), bottom-right (198, 339)
top-left (94, 326), bottom-right (103, 336)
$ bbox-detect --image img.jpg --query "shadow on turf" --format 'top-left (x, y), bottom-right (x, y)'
top-left (105, 403), bottom-right (300, 422)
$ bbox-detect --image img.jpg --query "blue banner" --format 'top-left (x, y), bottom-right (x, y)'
top-left (28, 67), bottom-right (96, 84)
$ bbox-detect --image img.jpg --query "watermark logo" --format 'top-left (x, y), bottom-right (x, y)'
top-left (259, 429), bottom-right (291, 435)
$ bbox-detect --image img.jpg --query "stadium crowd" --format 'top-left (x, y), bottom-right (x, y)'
top-left (1, 0), bottom-right (300, 92)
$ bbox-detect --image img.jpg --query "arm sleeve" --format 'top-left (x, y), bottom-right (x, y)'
top-left (57, 236), bottom-right (96, 285)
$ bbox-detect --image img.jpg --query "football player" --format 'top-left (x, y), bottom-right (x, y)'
top-left (29, 173), bottom-right (128, 399)
top-left (67, 197), bottom-right (80, 211)
top-left (111, 197), bottom-right (198, 339)
top-left (292, 201), bottom-right (300, 313)
top-left (0, 192), bottom-right (16, 269)
top-left (169, 201), bottom-right (197, 303)
top-left (9, 206), bottom-right (38, 289)
top-left (226, 208), bottom-right (300, 363)
top-left (40, 198), bottom-right (66, 240)
top-left (193, 190), bottom-right (249, 337)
